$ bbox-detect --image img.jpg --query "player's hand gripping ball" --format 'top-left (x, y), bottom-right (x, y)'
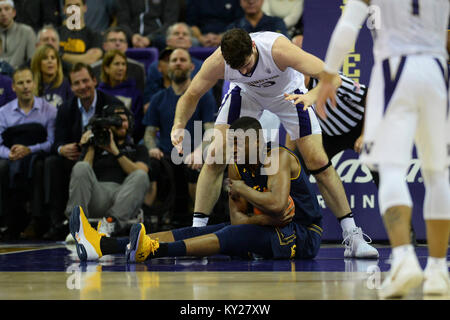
top-left (253, 195), bottom-right (295, 216)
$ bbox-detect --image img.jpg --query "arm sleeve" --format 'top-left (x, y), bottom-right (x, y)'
top-left (323, 0), bottom-right (369, 74)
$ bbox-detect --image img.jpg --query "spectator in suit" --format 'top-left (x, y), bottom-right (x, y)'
top-left (98, 50), bottom-right (145, 143)
top-left (91, 26), bottom-right (146, 94)
top-left (30, 44), bottom-right (73, 109)
top-left (0, 0), bottom-right (36, 69)
top-left (42, 62), bottom-right (123, 240)
top-left (0, 66), bottom-right (56, 240)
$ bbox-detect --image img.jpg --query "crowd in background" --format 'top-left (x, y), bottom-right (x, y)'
top-left (0, 0), bottom-right (305, 241)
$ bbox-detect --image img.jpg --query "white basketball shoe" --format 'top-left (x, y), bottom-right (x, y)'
top-left (342, 227), bottom-right (379, 259)
top-left (378, 251), bottom-right (424, 299)
top-left (423, 263), bottom-right (450, 296)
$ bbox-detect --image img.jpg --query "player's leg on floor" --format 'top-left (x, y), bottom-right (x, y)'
top-left (126, 223), bottom-right (274, 262)
top-left (377, 163), bottom-right (423, 299)
top-left (296, 133), bottom-right (378, 259)
top-left (192, 124), bottom-right (229, 227)
top-left (126, 224), bottom-right (222, 262)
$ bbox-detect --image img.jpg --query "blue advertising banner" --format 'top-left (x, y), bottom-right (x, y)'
top-left (301, 0), bottom-right (426, 241)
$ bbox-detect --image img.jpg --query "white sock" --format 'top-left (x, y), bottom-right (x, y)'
top-left (425, 256), bottom-right (447, 272)
top-left (391, 244), bottom-right (414, 267)
top-left (192, 216), bottom-right (209, 227)
top-left (340, 217), bottom-right (357, 233)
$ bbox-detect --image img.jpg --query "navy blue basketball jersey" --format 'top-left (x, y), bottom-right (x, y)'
top-left (234, 143), bottom-right (322, 227)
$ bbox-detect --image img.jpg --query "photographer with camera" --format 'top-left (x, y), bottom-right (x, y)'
top-left (42, 62), bottom-right (125, 240)
top-left (64, 104), bottom-right (150, 237)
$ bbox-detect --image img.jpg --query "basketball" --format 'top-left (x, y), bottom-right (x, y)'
top-left (253, 195), bottom-right (295, 217)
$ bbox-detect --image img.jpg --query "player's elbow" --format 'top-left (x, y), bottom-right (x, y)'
top-left (265, 197), bottom-right (288, 216)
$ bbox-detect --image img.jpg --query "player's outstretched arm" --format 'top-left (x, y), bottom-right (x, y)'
top-left (171, 49), bottom-right (225, 153)
top-left (316, 0), bottom-right (369, 119)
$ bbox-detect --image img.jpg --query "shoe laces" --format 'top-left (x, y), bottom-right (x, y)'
top-left (342, 227), bottom-right (373, 247)
top-left (97, 218), bottom-right (115, 237)
top-left (137, 235), bottom-right (159, 262)
top-left (145, 236), bottom-right (160, 256)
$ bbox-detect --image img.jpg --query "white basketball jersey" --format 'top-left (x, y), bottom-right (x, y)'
top-left (370, 0), bottom-right (449, 61)
top-left (223, 31), bottom-right (306, 101)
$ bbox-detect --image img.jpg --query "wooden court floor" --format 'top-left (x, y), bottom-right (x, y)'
top-left (0, 242), bottom-right (448, 301)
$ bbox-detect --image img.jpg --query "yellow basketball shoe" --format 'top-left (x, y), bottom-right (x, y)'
top-left (126, 223), bottom-right (159, 263)
top-left (69, 206), bottom-right (104, 261)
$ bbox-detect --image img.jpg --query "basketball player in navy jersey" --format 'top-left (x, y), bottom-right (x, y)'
top-left (316, 0), bottom-right (450, 298)
top-left (69, 117), bottom-right (323, 262)
top-left (170, 28), bottom-right (378, 259)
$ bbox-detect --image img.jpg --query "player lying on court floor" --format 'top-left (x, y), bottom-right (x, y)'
top-left (69, 117), bottom-right (324, 262)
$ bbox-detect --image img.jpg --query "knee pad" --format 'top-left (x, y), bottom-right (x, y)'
top-left (378, 164), bottom-right (412, 215)
top-left (422, 168), bottom-right (450, 220)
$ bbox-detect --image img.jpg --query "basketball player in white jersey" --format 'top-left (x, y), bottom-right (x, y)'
top-left (315, 0), bottom-right (450, 298)
top-left (170, 28), bottom-right (379, 259)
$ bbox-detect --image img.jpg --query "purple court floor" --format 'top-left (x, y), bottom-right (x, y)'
top-left (0, 242), bottom-right (439, 273)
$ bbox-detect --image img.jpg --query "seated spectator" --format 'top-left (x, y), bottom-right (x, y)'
top-left (262, 0), bottom-right (303, 36)
top-left (226, 0), bottom-right (289, 38)
top-left (64, 104), bottom-right (150, 237)
top-left (91, 26), bottom-right (146, 94)
top-left (13, 0), bottom-right (61, 33)
top-left (143, 48), bottom-right (215, 227)
top-left (0, 73), bottom-right (15, 106)
top-left (143, 23), bottom-right (204, 112)
top-left (84, 0), bottom-right (118, 34)
top-left (186, 0), bottom-right (244, 48)
top-left (142, 46), bottom-right (173, 114)
top-left (58, 0), bottom-right (103, 66)
top-left (0, 66), bottom-right (56, 240)
top-left (0, 0), bottom-right (36, 69)
top-left (30, 44), bottom-right (73, 109)
top-left (0, 38), bottom-right (14, 77)
top-left (98, 50), bottom-right (145, 143)
top-left (42, 62), bottom-right (124, 240)
top-left (35, 24), bottom-right (72, 76)
top-left (117, 0), bottom-right (180, 49)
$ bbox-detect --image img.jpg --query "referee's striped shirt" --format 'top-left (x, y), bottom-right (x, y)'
top-left (309, 73), bottom-right (367, 136)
